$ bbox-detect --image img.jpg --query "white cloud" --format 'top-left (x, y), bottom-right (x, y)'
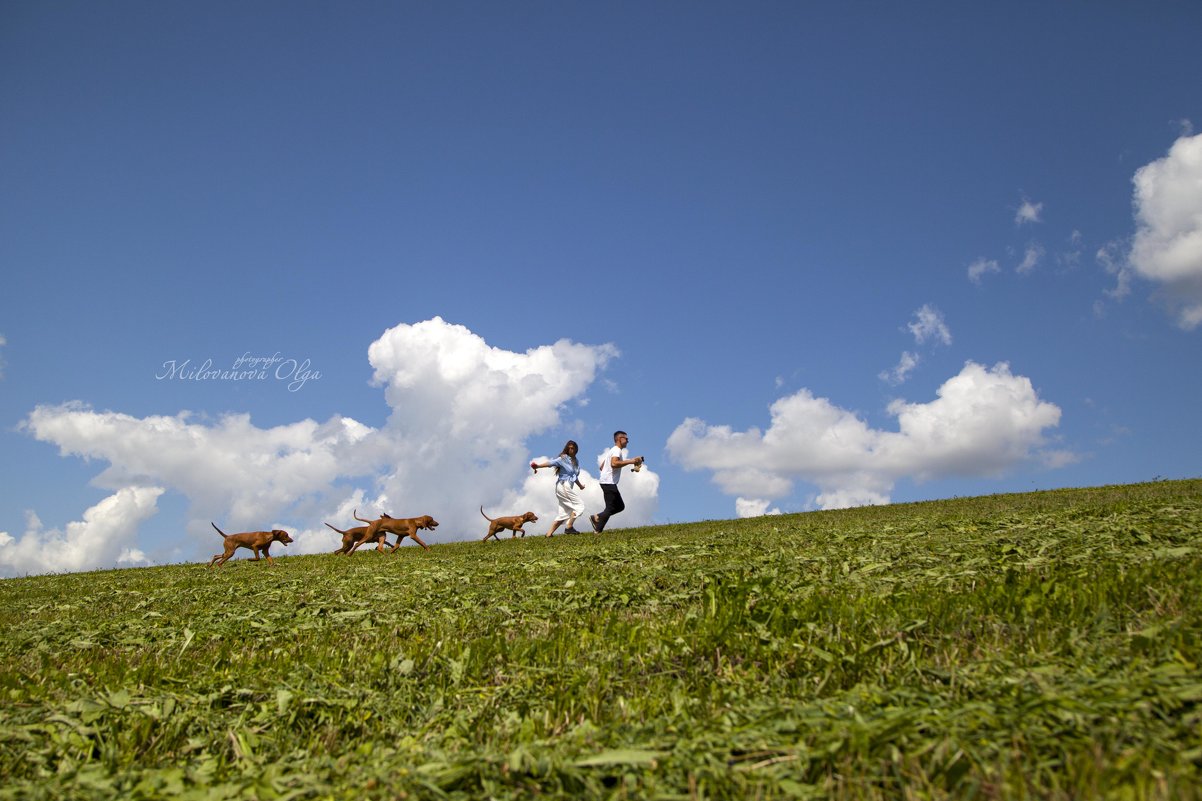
top-left (1040, 449), bottom-right (1081, 470)
top-left (23, 405), bottom-right (379, 530)
top-left (1017, 243), bottom-right (1045, 275)
top-left (19, 318), bottom-right (629, 572)
top-left (0, 487), bottom-right (163, 577)
top-left (1128, 133), bottom-right (1202, 329)
top-left (0, 334), bottom-right (6, 379)
top-left (879, 351), bottom-right (920, 386)
top-left (908, 304), bottom-right (952, 346)
top-left (1015, 199), bottom-right (1044, 226)
top-left (1059, 230), bottom-right (1084, 270)
top-left (735, 498), bottom-right (782, 518)
top-left (968, 258), bottom-right (1001, 285)
top-left (1097, 241), bottom-right (1133, 300)
top-left (881, 306), bottom-right (951, 385)
top-left (367, 317), bottom-right (617, 450)
top-left (363, 318), bottom-right (621, 536)
top-left (668, 361), bottom-right (1064, 513)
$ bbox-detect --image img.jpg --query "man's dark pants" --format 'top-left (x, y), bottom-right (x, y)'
top-left (596, 483), bottom-right (625, 531)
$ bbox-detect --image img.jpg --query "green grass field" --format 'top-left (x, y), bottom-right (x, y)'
top-left (2, 480), bottom-right (1200, 800)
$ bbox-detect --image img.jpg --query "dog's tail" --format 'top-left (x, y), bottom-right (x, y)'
top-left (479, 506), bottom-right (494, 522)
top-left (211, 522), bottom-right (227, 538)
top-left (353, 508), bottom-right (373, 524)
top-left (324, 522), bottom-right (350, 536)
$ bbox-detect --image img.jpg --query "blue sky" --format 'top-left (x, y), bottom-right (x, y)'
top-left (2, 1), bottom-right (1200, 575)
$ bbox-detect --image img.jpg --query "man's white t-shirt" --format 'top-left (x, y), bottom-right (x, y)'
top-left (598, 445), bottom-right (626, 485)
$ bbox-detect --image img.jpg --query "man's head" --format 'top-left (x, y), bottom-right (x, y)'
top-left (613, 430), bottom-right (629, 447)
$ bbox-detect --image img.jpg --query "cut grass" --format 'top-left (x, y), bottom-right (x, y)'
top-left (1, 480), bottom-right (1200, 799)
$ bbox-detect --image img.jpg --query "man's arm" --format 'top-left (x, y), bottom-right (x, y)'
top-left (610, 451), bottom-right (644, 468)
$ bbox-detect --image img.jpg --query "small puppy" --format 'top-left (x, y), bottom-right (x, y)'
top-left (208, 522), bottom-right (293, 567)
top-left (353, 510), bottom-right (437, 553)
top-left (325, 522), bottom-right (391, 555)
top-left (480, 506), bottom-right (538, 541)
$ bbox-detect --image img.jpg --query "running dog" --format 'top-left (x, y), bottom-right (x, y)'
top-left (352, 510), bottom-right (437, 552)
top-left (480, 507), bottom-right (538, 541)
top-left (325, 521), bottom-right (391, 555)
top-left (208, 522), bottom-right (292, 567)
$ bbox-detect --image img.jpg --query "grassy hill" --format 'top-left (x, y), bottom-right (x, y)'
top-left (2, 480), bottom-right (1200, 800)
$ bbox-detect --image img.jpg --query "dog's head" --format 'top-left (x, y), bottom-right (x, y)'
top-left (419, 516), bottom-right (439, 530)
top-left (522, 512), bottom-right (538, 523)
top-left (272, 529), bottom-right (293, 545)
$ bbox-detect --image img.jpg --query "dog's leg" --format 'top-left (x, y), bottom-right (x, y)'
top-left (387, 528), bottom-right (429, 552)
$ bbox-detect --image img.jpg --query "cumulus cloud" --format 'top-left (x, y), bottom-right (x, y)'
top-left (0, 487), bottom-right (163, 577)
top-left (1015, 199), bottom-right (1044, 226)
top-left (968, 258), bottom-right (1001, 285)
top-left (19, 318), bottom-right (627, 572)
top-left (1128, 133), bottom-right (1202, 329)
top-left (23, 405), bottom-right (379, 535)
top-left (363, 318), bottom-right (621, 535)
top-left (668, 361), bottom-right (1064, 513)
top-left (735, 498), bottom-right (782, 518)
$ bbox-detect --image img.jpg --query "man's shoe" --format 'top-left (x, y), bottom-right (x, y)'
top-left (565, 527), bottom-right (580, 535)
top-left (590, 514), bottom-right (601, 533)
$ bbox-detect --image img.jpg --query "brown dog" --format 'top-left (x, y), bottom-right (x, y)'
top-left (325, 521), bottom-right (391, 555)
top-left (352, 510), bottom-right (437, 553)
top-left (480, 506), bottom-right (538, 541)
top-left (208, 522), bottom-right (293, 567)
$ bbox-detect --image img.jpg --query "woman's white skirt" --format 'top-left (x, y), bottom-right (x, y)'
top-left (555, 481), bottom-right (586, 522)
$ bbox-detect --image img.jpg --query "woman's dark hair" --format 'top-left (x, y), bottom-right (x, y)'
top-left (558, 440), bottom-right (579, 471)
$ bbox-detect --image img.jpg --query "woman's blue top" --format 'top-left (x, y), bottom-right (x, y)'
top-left (551, 454), bottom-right (580, 484)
